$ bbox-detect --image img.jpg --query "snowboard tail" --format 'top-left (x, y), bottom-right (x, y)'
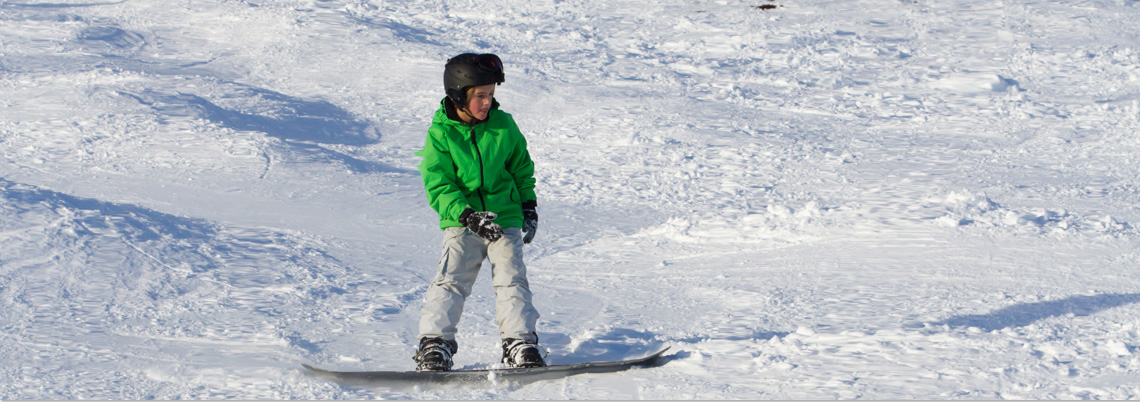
top-left (302, 346), bottom-right (671, 385)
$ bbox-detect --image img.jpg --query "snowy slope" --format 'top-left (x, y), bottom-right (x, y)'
top-left (3, 0), bottom-right (1140, 398)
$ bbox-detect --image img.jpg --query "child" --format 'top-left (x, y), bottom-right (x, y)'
top-left (413, 53), bottom-right (544, 371)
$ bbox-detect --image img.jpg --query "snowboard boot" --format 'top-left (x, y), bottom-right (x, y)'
top-left (414, 337), bottom-right (457, 371)
top-left (501, 338), bottom-right (546, 368)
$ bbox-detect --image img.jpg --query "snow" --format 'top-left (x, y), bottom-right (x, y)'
top-left (3, 0), bottom-right (1140, 398)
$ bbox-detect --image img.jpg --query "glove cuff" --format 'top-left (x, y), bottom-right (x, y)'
top-left (458, 206), bottom-right (475, 225)
top-left (521, 200), bottom-right (537, 211)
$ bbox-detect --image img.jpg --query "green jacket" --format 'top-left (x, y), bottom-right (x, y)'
top-left (417, 99), bottom-right (536, 229)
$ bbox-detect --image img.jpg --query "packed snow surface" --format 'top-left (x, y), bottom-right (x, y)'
top-left (3, 0), bottom-right (1140, 399)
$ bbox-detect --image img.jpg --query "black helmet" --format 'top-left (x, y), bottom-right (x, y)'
top-left (444, 53), bottom-right (504, 107)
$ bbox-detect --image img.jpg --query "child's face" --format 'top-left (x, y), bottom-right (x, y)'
top-left (464, 84), bottom-right (496, 121)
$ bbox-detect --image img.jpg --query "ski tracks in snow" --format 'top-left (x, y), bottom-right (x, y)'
top-left (4, 0), bottom-right (1140, 399)
top-left (0, 178), bottom-right (394, 398)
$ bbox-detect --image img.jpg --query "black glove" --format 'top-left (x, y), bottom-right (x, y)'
top-left (459, 207), bottom-right (503, 242)
top-left (521, 201), bottom-right (538, 244)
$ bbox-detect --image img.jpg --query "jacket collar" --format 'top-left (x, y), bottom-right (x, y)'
top-left (439, 97), bottom-right (500, 127)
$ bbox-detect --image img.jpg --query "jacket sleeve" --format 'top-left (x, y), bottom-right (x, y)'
top-left (504, 117), bottom-right (537, 204)
top-left (418, 128), bottom-right (469, 222)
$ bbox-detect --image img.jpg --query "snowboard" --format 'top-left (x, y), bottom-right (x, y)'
top-left (302, 346), bottom-right (671, 385)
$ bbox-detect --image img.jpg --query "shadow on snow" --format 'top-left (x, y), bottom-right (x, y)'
top-left (933, 293), bottom-right (1140, 332)
top-left (0, 177), bottom-right (350, 299)
top-left (127, 84), bottom-right (413, 175)
top-left (150, 87), bottom-right (377, 147)
top-left (1, 1), bottom-right (127, 8)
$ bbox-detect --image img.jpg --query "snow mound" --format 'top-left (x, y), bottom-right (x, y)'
top-left (928, 73), bottom-right (1021, 93)
top-left (927, 191), bottom-right (1134, 236)
top-left (635, 201), bottom-right (834, 245)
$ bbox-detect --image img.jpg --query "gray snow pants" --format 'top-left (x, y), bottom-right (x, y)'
top-left (418, 227), bottom-right (540, 343)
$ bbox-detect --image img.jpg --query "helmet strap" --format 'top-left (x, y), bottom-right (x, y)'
top-left (445, 96), bottom-right (484, 125)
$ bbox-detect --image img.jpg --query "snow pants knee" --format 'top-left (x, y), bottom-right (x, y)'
top-left (418, 227), bottom-right (540, 343)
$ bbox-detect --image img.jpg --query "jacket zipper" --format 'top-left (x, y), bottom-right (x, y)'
top-left (469, 125), bottom-right (488, 211)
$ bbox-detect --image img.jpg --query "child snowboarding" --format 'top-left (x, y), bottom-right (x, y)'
top-left (413, 53), bottom-right (544, 371)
